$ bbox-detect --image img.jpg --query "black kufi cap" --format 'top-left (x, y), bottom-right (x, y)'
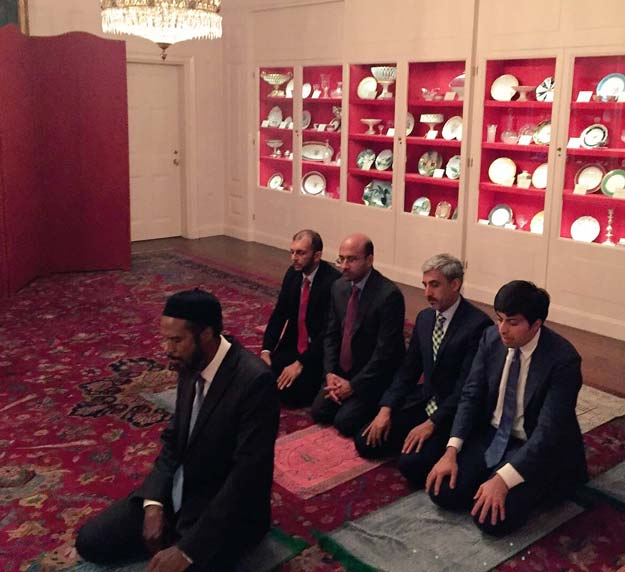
top-left (163, 288), bottom-right (223, 333)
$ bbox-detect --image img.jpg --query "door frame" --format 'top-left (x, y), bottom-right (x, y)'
top-left (126, 53), bottom-right (200, 239)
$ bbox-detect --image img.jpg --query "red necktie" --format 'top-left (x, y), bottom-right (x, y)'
top-left (297, 277), bottom-right (311, 354)
top-left (339, 286), bottom-right (359, 373)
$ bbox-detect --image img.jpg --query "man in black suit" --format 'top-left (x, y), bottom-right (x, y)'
top-left (261, 229), bottom-right (340, 406)
top-left (76, 289), bottom-right (279, 571)
top-left (426, 281), bottom-right (587, 536)
top-left (311, 233), bottom-right (406, 437)
top-left (355, 254), bottom-right (492, 487)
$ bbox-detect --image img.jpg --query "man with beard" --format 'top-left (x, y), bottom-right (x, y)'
top-left (355, 254), bottom-right (492, 487)
top-left (261, 229), bottom-right (340, 406)
top-left (311, 233), bottom-right (406, 436)
top-left (76, 289), bottom-right (279, 572)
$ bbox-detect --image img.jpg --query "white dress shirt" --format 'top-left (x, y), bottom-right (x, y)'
top-left (436, 295), bottom-right (461, 338)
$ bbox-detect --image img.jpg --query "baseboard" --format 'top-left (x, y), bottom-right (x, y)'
top-left (223, 225), bottom-right (253, 241)
top-left (187, 224), bottom-right (225, 239)
top-left (549, 304), bottom-right (625, 342)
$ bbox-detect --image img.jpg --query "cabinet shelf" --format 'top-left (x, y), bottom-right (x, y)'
top-left (566, 147), bottom-right (625, 158)
top-left (482, 142), bottom-right (548, 153)
top-left (480, 182), bottom-right (545, 197)
top-left (350, 133), bottom-right (394, 143)
top-left (260, 155), bottom-right (293, 164)
top-left (260, 126), bottom-right (293, 134)
top-left (484, 101), bottom-right (552, 109)
top-left (348, 167), bottom-right (393, 180)
top-left (303, 97), bottom-right (343, 105)
top-left (265, 96), bottom-right (294, 103)
top-left (562, 190), bottom-right (625, 204)
top-left (406, 137), bottom-right (461, 148)
top-left (408, 100), bottom-right (463, 108)
top-left (303, 161), bottom-right (340, 170)
top-left (570, 101), bottom-right (625, 110)
top-left (303, 129), bottom-right (341, 139)
top-left (405, 174), bottom-right (460, 187)
top-left (350, 99), bottom-right (395, 107)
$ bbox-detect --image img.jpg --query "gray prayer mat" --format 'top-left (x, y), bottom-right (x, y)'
top-left (62, 528), bottom-right (307, 572)
top-left (586, 460), bottom-right (625, 506)
top-left (143, 388), bottom-right (177, 413)
top-left (319, 491), bottom-right (584, 572)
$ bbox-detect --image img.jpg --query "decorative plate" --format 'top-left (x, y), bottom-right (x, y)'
top-left (488, 204), bottom-right (513, 227)
top-left (267, 106), bottom-right (283, 127)
top-left (327, 117), bottom-right (341, 132)
top-left (362, 180), bottom-right (392, 208)
top-left (442, 116), bottom-right (463, 141)
top-left (574, 164), bottom-right (605, 193)
top-left (418, 151), bottom-right (443, 176)
top-left (570, 216), bottom-right (600, 242)
top-left (411, 196), bottom-right (431, 216)
top-left (302, 141), bottom-right (333, 161)
top-left (301, 171), bottom-right (326, 196)
top-left (488, 157), bottom-right (517, 185)
top-left (302, 83), bottom-right (312, 98)
top-left (406, 112), bottom-right (415, 136)
top-left (530, 211), bottom-right (544, 234)
top-left (445, 155), bottom-right (461, 180)
top-left (580, 123), bottom-right (608, 149)
top-left (267, 172), bottom-right (284, 190)
top-left (285, 79), bottom-right (294, 98)
top-left (601, 169), bottom-right (625, 197)
top-left (357, 76), bottom-right (378, 100)
top-left (535, 77), bottom-right (555, 102)
top-left (490, 74), bottom-right (519, 101)
top-left (451, 207), bottom-right (458, 220)
top-left (596, 73), bottom-right (625, 98)
top-left (531, 163), bottom-right (549, 189)
top-left (533, 120), bottom-right (551, 145)
top-left (375, 149), bottom-right (393, 171)
top-left (283, 116), bottom-right (293, 128)
top-left (435, 201), bottom-right (452, 219)
top-left (356, 149), bottom-right (376, 170)
top-left (302, 110), bottom-right (312, 129)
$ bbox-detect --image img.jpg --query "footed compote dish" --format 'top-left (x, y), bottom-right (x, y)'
top-left (260, 71), bottom-right (292, 97)
top-left (420, 113), bottom-right (444, 136)
top-left (512, 85), bottom-right (536, 102)
top-left (371, 66), bottom-right (397, 100)
top-left (361, 118), bottom-right (382, 135)
top-left (266, 139), bottom-right (284, 157)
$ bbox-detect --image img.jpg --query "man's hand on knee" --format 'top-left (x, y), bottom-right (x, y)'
top-left (148, 545), bottom-right (190, 572)
top-left (143, 505), bottom-right (165, 555)
top-left (471, 474), bottom-right (509, 526)
top-left (425, 446), bottom-right (458, 496)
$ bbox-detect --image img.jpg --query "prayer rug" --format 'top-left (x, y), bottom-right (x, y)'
top-left (273, 426), bottom-right (385, 500)
top-left (49, 528), bottom-right (307, 572)
top-left (586, 460), bottom-right (625, 508)
top-left (318, 491), bottom-right (584, 572)
top-left (576, 385), bottom-right (625, 433)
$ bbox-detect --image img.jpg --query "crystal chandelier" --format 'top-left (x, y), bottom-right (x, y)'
top-left (101, 0), bottom-right (222, 60)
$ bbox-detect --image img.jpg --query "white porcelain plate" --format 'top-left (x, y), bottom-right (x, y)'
top-left (580, 124), bottom-right (608, 149)
top-left (445, 155), bottom-right (461, 180)
top-left (267, 106), bottom-right (283, 127)
top-left (375, 149), bottom-right (393, 171)
top-left (490, 74), bottom-right (519, 102)
top-left (570, 216), bottom-right (600, 242)
top-left (596, 73), bottom-right (625, 98)
top-left (357, 76), bottom-right (378, 100)
top-left (363, 180), bottom-right (392, 208)
top-left (435, 201), bottom-right (452, 219)
top-left (356, 149), bottom-right (376, 170)
top-left (285, 79), bottom-right (294, 98)
top-left (531, 163), bottom-right (549, 189)
top-left (488, 204), bottom-right (513, 227)
top-left (535, 77), bottom-right (555, 102)
top-left (601, 169), bottom-right (625, 197)
top-left (530, 211), bottom-right (544, 234)
top-left (301, 171), bottom-right (326, 195)
top-left (302, 110), bottom-right (312, 129)
top-left (411, 196), bottom-right (431, 216)
top-left (575, 164), bottom-right (605, 193)
top-left (302, 141), bottom-right (333, 161)
top-left (418, 151), bottom-right (443, 176)
top-left (488, 157), bottom-right (517, 185)
top-left (406, 112), bottom-right (415, 136)
top-left (302, 83), bottom-right (312, 98)
top-left (533, 120), bottom-right (551, 145)
top-left (267, 172), bottom-right (284, 190)
top-left (442, 116), bottom-right (463, 141)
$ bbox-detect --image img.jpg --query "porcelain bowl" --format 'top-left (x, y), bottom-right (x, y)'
top-left (371, 66), bottom-right (397, 82)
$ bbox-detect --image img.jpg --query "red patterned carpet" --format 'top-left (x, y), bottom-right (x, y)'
top-left (1, 251), bottom-right (624, 572)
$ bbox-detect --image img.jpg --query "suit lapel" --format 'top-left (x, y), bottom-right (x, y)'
top-left (524, 332), bottom-right (549, 410)
top-left (490, 342), bottom-right (508, 408)
top-left (422, 309), bottom-right (436, 366)
top-left (352, 269), bottom-right (378, 334)
top-left (434, 299), bottom-right (466, 364)
top-left (177, 375), bottom-right (196, 452)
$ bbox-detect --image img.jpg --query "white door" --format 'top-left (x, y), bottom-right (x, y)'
top-left (127, 63), bottom-right (183, 241)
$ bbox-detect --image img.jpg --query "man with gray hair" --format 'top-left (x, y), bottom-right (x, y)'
top-left (355, 253), bottom-right (492, 487)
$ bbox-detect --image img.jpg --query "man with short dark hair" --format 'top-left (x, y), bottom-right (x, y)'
top-left (355, 254), bottom-right (492, 488)
top-left (426, 280), bottom-right (587, 536)
top-left (76, 289), bottom-right (279, 571)
top-left (261, 229), bottom-right (340, 406)
top-left (311, 233), bottom-right (406, 437)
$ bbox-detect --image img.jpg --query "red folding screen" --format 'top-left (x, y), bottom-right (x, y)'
top-left (0, 25), bottom-right (130, 297)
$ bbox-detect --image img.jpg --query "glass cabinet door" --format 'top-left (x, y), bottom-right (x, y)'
top-left (561, 55), bottom-right (625, 246)
top-left (405, 60), bottom-right (465, 220)
top-left (478, 58), bottom-right (556, 233)
top-left (347, 62), bottom-right (397, 209)
top-left (258, 66), bottom-right (294, 191)
top-left (300, 65), bottom-right (343, 200)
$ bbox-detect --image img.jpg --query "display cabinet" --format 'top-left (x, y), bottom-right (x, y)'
top-left (299, 65), bottom-right (343, 200)
top-left (347, 62), bottom-right (397, 208)
top-left (258, 66), bottom-right (294, 192)
top-left (559, 55), bottom-right (625, 245)
top-left (477, 58), bottom-right (557, 234)
top-left (404, 60), bottom-right (465, 219)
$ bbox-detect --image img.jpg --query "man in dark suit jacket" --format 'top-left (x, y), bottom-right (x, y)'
top-left (355, 254), bottom-right (492, 487)
top-left (311, 233), bottom-right (406, 437)
top-left (426, 281), bottom-right (587, 536)
top-left (76, 289), bottom-right (279, 571)
top-left (261, 229), bottom-right (340, 406)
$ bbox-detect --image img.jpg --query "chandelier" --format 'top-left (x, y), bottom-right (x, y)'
top-left (101, 0), bottom-right (222, 60)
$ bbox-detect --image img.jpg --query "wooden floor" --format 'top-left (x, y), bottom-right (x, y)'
top-left (132, 236), bottom-right (625, 398)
